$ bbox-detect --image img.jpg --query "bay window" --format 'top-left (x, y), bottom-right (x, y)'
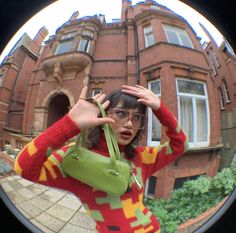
top-left (177, 79), bottom-right (209, 147)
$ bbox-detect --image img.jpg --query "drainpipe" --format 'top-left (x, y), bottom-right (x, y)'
top-left (133, 21), bottom-right (141, 85)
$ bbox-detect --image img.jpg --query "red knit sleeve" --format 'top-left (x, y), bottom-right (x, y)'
top-left (137, 102), bottom-right (189, 180)
top-left (14, 115), bottom-right (80, 185)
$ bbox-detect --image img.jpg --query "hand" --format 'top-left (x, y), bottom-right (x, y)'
top-left (68, 86), bottom-right (115, 130)
top-left (121, 85), bottom-right (161, 110)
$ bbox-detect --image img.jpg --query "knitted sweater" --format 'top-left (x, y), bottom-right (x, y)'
top-left (14, 102), bottom-right (188, 233)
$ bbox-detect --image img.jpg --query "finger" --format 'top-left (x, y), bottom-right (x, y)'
top-left (79, 86), bottom-right (88, 99)
top-left (96, 93), bottom-right (106, 103)
top-left (122, 85), bottom-right (140, 92)
top-left (121, 89), bottom-right (141, 98)
top-left (93, 93), bottom-right (102, 100)
top-left (96, 117), bottom-right (115, 126)
top-left (101, 100), bottom-right (110, 110)
top-left (134, 85), bottom-right (146, 90)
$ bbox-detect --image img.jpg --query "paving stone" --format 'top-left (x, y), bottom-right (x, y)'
top-left (0, 182), bottom-right (14, 192)
top-left (17, 187), bottom-right (37, 199)
top-left (18, 201), bottom-right (43, 218)
top-left (29, 195), bottom-right (54, 211)
top-left (46, 204), bottom-right (76, 222)
top-left (42, 188), bottom-right (66, 203)
top-left (59, 223), bottom-right (96, 233)
top-left (30, 219), bottom-right (55, 233)
top-left (9, 180), bottom-right (24, 189)
top-left (7, 190), bottom-right (27, 204)
top-left (27, 184), bottom-right (48, 195)
top-left (69, 211), bottom-right (96, 229)
top-left (17, 178), bottom-right (34, 187)
top-left (34, 212), bottom-right (66, 232)
top-left (57, 194), bottom-right (81, 211)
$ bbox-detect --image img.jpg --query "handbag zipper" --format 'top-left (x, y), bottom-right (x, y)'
top-left (131, 169), bottom-right (142, 190)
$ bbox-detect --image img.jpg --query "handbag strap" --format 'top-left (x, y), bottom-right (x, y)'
top-left (73, 99), bottom-right (121, 174)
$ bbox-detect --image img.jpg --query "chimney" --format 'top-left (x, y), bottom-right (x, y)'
top-left (121, 0), bottom-right (132, 22)
top-left (33, 26), bottom-right (49, 47)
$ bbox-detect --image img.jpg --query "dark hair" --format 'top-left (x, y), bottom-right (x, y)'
top-left (87, 89), bottom-right (146, 158)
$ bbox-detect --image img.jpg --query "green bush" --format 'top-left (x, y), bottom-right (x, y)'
top-left (144, 159), bottom-right (236, 233)
top-left (0, 159), bottom-right (12, 175)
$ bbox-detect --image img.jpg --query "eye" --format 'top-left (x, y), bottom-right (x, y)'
top-left (115, 109), bottom-right (128, 119)
top-left (133, 114), bottom-right (141, 122)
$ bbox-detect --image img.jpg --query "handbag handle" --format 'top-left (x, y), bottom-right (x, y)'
top-left (73, 99), bottom-right (121, 175)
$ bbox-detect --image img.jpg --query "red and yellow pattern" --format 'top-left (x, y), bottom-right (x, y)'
top-left (14, 102), bottom-right (188, 233)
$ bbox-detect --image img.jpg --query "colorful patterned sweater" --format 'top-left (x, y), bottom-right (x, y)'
top-left (14, 102), bottom-right (188, 233)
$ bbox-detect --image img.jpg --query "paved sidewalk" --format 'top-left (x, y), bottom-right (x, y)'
top-left (0, 174), bottom-right (96, 233)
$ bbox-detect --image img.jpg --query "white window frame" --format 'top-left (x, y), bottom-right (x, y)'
top-left (55, 40), bottom-right (74, 55)
top-left (61, 31), bottom-right (77, 40)
top-left (164, 24), bottom-right (194, 49)
top-left (144, 25), bottom-right (155, 48)
top-left (207, 51), bottom-right (217, 76)
top-left (222, 80), bottom-right (231, 103)
top-left (144, 175), bottom-right (157, 199)
top-left (78, 38), bottom-right (90, 53)
top-left (92, 89), bottom-right (102, 97)
top-left (82, 30), bottom-right (94, 38)
top-left (218, 86), bottom-right (225, 110)
top-left (176, 78), bottom-right (210, 148)
top-left (147, 80), bottom-right (161, 147)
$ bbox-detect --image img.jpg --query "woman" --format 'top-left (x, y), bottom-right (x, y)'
top-left (14, 85), bottom-right (188, 233)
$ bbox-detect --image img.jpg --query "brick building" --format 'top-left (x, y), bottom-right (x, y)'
top-left (201, 24), bottom-right (236, 169)
top-left (0, 0), bottom-right (224, 198)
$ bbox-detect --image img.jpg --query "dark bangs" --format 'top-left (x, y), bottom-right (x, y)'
top-left (105, 89), bottom-right (146, 114)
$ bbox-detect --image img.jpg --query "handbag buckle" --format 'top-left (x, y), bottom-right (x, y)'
top-left (108, 169), bottom-right (119, 176)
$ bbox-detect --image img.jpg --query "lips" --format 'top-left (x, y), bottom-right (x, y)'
top-left (120, 130), bottom-right (133, 139)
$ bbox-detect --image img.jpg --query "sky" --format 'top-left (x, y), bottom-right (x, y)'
top-left (0, 0), bottom-right (224, 63)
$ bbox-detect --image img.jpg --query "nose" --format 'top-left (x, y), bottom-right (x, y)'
top-left (123, 116), bottom-right (133, 128)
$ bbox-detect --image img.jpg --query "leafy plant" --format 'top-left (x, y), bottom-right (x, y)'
top-left (0, 159), bottom-right (12, 175)
top-left (144, 159), bottom-right (236, 233)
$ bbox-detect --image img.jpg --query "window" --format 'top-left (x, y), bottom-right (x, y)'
top-left (210, 47), bottom-right (220, 68)
top-left (174, 175), bottom-right (200, 190)
top-left (218, 86), bottom-right (225, 110)
top-left (207, 51), bottom-right (217, 76)
top-left (144, 25), bottom-right (155, 48)
top-left (145, 176), bottom-right (157, 198)
top-left (78, 38), bottom-right (90, 53)
top-left (82, 30), bottom-right (94, 38)
top-left (222, 79), bottom-right (231, 103)
top-left (177, 79), bottom-right (209, 147)
top-left (148, 80), bottom-right (161, 146)
top-left (92, 89), bottom-right (102, 97)
top-left (55, 40), bottom-right (74, 55)
top-left (61, 31), bottom-right (77, 40)
top-left (0, 69), bottom-right (5, 86)
top-left (164, 25), bottom-right (193, 49)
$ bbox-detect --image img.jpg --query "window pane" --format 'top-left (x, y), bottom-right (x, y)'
top-left (180, 96), bottom-right (193, 142)
top-left (152, 114), bottom-right (161, 141)
top-left (177, 80), bottom-right (205, 95)
top-left (147, 33), bottom-right (155, 46)
top-left (196, 99), bottom-right (207, 142)
top-left (150, 81), bottom-right (160, 95)
top-left (166, 30), bottom-right (179, 45)
top-left (55, 40), bottom-right (73, 54)
top-left (78, 39), bottom-right (89, 52)
top-left (179, 33), bottom-right (193, 48)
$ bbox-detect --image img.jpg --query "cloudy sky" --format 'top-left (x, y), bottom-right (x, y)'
top-left (0, 0), bottom-right (224, 63)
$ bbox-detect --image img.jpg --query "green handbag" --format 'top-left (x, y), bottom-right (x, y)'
top-left (61, 99), bottom-right (131, 196)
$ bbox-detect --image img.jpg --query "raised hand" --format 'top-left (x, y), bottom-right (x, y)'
top-left (121, 85), bottom-right (161, 110)
top-left (68, 86), bottom-right (115, 130)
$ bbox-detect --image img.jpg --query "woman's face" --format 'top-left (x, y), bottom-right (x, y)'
top-left (108, 103), bottom-right (145, 145)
